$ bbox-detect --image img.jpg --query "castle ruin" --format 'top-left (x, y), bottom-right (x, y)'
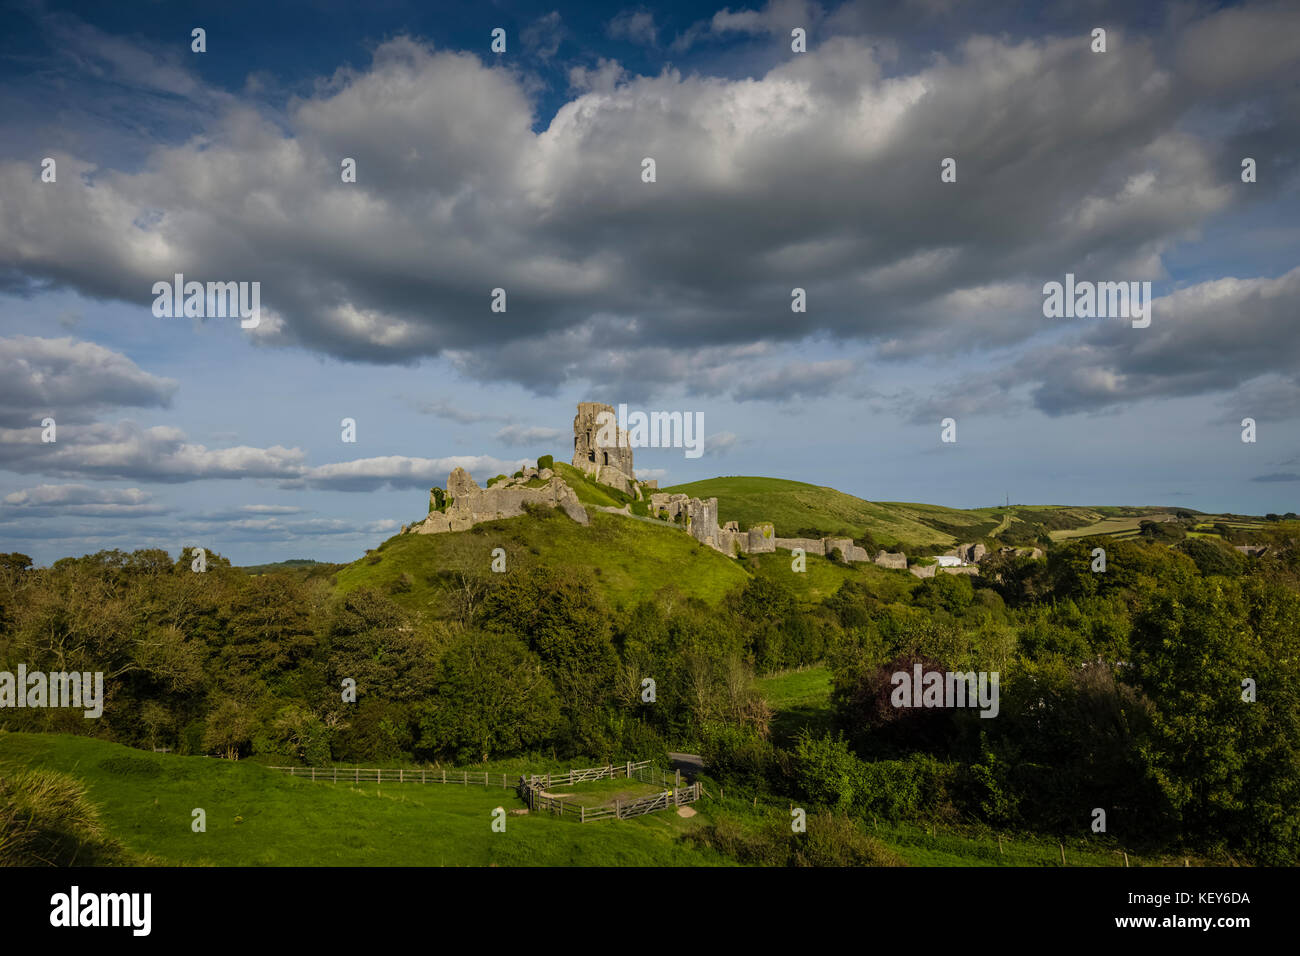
top-left (572, 402), bottom-right (639, 497)
top-left (407, 463), bottom-right (588, 534)
top-left (402, 403), bottom-right (1009, 578)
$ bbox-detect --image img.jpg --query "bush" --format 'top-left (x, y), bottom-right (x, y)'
top-left (793, 731), bottom-right (955, 822)
top-left (701, 723), bottom-right (783, 792)
top-left (537, 455), bottom-right (554, 470)
top-left (685, 809), bottom-right (904, 867)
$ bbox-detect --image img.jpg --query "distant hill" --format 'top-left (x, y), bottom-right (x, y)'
top-left (655, 477), bottom-right (1165, 549)
top-left (240, 558), bottom-right (341, 578)
top-left (657, 476), bottom-right (997, 546)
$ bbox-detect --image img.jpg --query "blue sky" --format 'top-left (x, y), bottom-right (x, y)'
top-left (1, 0), bottom-right (1297, 565)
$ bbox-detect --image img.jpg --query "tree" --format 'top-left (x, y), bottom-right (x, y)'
top-left (417, 631), bottom-right (560, 763)
top-left (202, 699), bottom-right (257, 760)
top-left (1126, 577), bottom-right (1300, 863)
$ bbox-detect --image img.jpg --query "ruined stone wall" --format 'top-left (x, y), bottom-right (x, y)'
top-left (747, 523), bottom-right (775, 553)
top-left (413, 466), bottom-right (588, 534)
top-left (773, 537), bottom-right (826, 556)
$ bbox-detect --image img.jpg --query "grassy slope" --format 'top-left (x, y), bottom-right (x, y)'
top-left (658, 477), bottom-right (1114, 548)
top-left (749, 550), bottom-right (916, 605)
top-left (756, 665), bottom-right (834, 744)
top-left (335, 511), bottom-right (751, 613)
top-left (0, 733), bottom-right (723, 867)
top-left (662, 477), bottom-right (956, 545)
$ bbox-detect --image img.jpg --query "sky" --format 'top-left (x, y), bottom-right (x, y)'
top-left (0, 0), bottom-right (1297, 566)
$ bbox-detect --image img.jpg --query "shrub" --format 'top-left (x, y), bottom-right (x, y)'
top-left (701, 723), bottom-right (783, 792)
top-left (537, 455), bottom-right (554, 470)
top-left (685, 809), bottom-right (904, 867)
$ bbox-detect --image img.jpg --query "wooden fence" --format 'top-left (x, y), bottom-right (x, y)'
top-left (267, 766), bottom-right (517, 788)
top-left (518, 762), bottom-right (702, 823)
top-left (268, 759), bottom-right (702, 823)
top-left (523, 760), bottom-right (653, 790)
top-left (265, 759), bottom-right (655, 792)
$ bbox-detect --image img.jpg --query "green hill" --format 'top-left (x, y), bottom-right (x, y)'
top-left (659, 476), bottom-right (962, 546)
top-left (335, 509), bottom-right (751, 612)
top-left (657, 477), bottom-right (1118, 549)
top-left (0, 733), bottom-right (719, 867)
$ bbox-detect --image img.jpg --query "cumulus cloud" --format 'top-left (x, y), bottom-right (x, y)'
top-left (900, 267), bottom-right (1300, 421)
top-left (301, 455), bottom-right (528, 491)
top-left (0, 336), bottom-right (177, 427)
top-left (2, 16), bottom-right (1286, 406)
top-left (0, 419), bottom-right (305, 482)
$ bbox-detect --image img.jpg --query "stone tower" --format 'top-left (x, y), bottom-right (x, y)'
top-left (573, 402), bottom-right (636, 494)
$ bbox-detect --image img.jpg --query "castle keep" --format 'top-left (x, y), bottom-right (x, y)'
top-left (572, 402), bottom-right (638, 496)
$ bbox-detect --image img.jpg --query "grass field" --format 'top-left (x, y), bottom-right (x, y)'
top-left (0, 733), bottom-right (722, 867)
top-left (756, 665), bottom-right (834, 744)
top-left (1050, 515), bottom-right (1151, 540)
top-left (3, 733), bottom-right (1211, 867)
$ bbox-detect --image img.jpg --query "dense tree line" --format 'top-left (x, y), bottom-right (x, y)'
top-left (2, 519), bottom-right (1297, 863)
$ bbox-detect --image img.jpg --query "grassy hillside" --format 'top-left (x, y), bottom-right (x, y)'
top-left (2, 732), bottom-right (1184, 867)
top-left (335, 510), bottom-right (750, 613)
top-left (661, 476), bottom-right (959, 545)
top-left (0, 733), bottom-right (722, 867)
top-left (748, 549), bottom-right (916, 605)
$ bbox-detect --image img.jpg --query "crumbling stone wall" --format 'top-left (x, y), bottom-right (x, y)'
top-left (412, 466), bottom-right (588, 534)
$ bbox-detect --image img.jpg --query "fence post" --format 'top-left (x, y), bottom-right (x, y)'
top-left (626, 760), bottom-right (631, 779)
top-left (400, 769), bottom-right (404, 783)
top-left (422, 770), bottom-right (426, 784)
top-left (333, 768), bottom-right (337, 783)
top-left (615, 800), bottom-right (620, 820)
top-left (443, 769), bottom-right (446, 784)
top-left (355, 768), bottom-right (359, 784)
top-left (463, 771), bottom-right (467, 787)
top-left (311, 767), bottom-right (316, 782)
top-left (581, 805), bottom-right (585, 823)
